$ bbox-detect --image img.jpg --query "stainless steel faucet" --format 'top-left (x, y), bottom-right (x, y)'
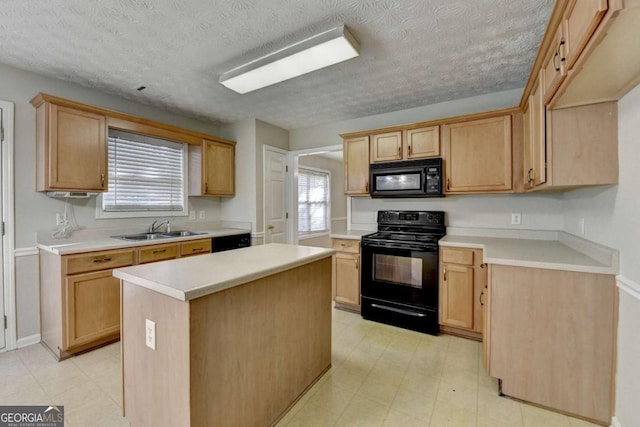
top-left (149, 220), bottom-right (170, 233)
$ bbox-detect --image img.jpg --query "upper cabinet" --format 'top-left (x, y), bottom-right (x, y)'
top-left (343, 136), bottom-right (370, 196)
top-left (32, 95), bottom-right (107, 192)
top-left (370, 126), bottom-right (439, 163)
top-left (442, 115), bottom-right (513, 193)
top-left (31, 93), bottom-right (236, 196)
top-left (562, 0), bottom-right (608, 70)
top-left (189, 139), bottom-right (236, 196)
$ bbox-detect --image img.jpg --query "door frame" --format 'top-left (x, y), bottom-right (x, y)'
top-left (262, 145), bottom-right (291, 244)
top-left (0, 100), bottom-right (16, 350)
top-left (288, 144), bottom-right (342, 245)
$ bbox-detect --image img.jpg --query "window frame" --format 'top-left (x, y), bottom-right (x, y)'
top-left (96, 131), bottom-right (189, 220)
top-left (297, 166), bottom-right (331, 239)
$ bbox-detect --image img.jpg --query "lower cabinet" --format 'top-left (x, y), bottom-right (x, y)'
top-left (439, 247), bottom-right (486, 339)
top-left (40, 238), bottom-right (213, 360)
top-left (65, 270), bottom-right (121, 349)
top-left (332, 239), bottom-right (361, 312)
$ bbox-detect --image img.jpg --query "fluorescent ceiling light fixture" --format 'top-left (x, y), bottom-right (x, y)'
top-left (219, 25), bottom-right (360, 94)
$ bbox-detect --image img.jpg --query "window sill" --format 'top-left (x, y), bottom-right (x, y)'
top-left (298, 232), bottom-right (330, 241)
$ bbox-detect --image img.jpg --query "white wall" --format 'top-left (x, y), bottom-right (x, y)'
top-left (351, 193), bottom-right (564, 230)
top-left (562, 84), bottom-right (640, 427)
top-left (0, 63), bottom-right (225, 340)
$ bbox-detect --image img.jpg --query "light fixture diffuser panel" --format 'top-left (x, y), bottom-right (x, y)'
top-left (220, 25), bottom-right (360, 94)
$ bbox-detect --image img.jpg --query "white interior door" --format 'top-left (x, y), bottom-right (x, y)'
top-left (264, 148), bottom-right (287, 244)
top-left (0, 106), bottom-right (5, 349)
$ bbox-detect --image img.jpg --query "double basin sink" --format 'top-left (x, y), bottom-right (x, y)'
top-left (112, 231), bottom-right (206, 241)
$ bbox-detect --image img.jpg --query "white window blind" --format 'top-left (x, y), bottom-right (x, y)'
top-left (103, 130), bottom-right (186, 213)
top-left (298, 168), bottom-right (330, 235)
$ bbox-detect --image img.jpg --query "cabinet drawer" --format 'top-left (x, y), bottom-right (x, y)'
top-left (441, 247), bottom-right (474, 265)
top-left (138, 243), bottom-right (179, 264)
top-left (332, 239), bottom-right (360, 254)
top-left (65, 248), bottom-right (134, 274)
top-left (181, 239), bottom-right (212, 257)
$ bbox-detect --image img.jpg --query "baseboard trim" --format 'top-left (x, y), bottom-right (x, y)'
top-left (611, 415), bottom-right (622, 427)
top-left (617, 275), bottom-right (640, 302)
top-left (16, 334), bottom-right (41, 348)
top-left (14, 247), bottom-right (38, 257)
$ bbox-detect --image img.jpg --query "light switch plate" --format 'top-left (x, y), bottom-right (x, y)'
top-left (145, 319), bottom-right (156, 350)
top-left (198, 210), bottom-right (205, 220)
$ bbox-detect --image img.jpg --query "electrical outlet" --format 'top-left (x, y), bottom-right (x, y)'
top-left (511, 213), bottom-right (522, 225)
top-left (189, 211), bottom-right (196, 220)
top-left (145, 319), bottom-right (156, 350)
top-left (198, 210), bottom-right (205, 220)
top-left (56, 213), bottom-right (66, 226)
top-left (579, 218), bottom-right (586, 235)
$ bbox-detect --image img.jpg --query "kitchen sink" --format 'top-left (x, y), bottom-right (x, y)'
top-left (112, 231), bottom-right (206, 241)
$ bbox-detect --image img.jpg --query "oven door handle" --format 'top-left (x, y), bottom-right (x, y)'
top-left (362, 242), bottom-right (437, 252)
top-left (370, 303), bottom-right (427, 318)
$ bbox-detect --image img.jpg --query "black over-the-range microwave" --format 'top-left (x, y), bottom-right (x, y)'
top-left (369, 158), bottom-right (443, 198)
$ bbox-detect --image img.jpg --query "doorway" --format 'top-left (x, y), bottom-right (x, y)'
top-left (0, 100), bottom-right (15, 351)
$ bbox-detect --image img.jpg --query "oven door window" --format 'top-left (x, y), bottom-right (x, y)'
top-left (375, 173), bottom-right (422, 191)
top-left (373, 253), bottom-right (423, 288)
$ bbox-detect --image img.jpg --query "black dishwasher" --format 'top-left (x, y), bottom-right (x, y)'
top-left (211, 233), bottom-right (251, 252)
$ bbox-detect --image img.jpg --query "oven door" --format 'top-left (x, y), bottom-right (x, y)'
top-left (360, 241), bottom-right (438, 309)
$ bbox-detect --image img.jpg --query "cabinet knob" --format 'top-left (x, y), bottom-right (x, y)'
top-left (153, 249), bottom-right (167, 254)
top-left (355, 257), bottom-right (359, 269)
top-left (443, 267), bottom-right (447, 281)
top-left (92, 257), bottom-right (112, 263)
top-left (204, 182), bottom-right (208, 193)
top-left (100, 173), bottom-right (105, 187)
top-left (408, 144), bottom-right (412, 155)
top-left (398, 145), bottom-right (401, 156)
top-left (267, 225), bottom-right (275, 230)
top-left (479, 289), bottom-right (486, 306)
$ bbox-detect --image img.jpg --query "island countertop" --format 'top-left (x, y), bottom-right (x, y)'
top-left (113, 243), bottom-right (335, 301)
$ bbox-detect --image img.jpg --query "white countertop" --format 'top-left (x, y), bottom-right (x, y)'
top-left (439, 235), bottom-right (617, 274)
top-left (113, 243), bottom-right (335, 301)
top-left (38, 227), bottom-right (251, 255)
top-left (329, 229), bottom-right (373, 240)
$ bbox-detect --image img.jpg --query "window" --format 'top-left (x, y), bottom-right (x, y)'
top-left (98, 129), bottom-right (187, 218)
top-left (298, 167), bottom-right (330, 235)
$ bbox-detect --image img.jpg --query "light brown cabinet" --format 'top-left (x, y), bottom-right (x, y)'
top-left (442, 115), bottom-right (513, 193)
top-left (562, 0), bottom-right (608, 70)
top-left (65, 270), bottom-right (121, 349)
top-left (40, 238), bottom-right (214, 360)
top-left (180, 239), bottom-right (213, 257)
top-left (541, 25), bottom-right (566, 103)
top-left (405, 126), bottom-right (440, 159)
top-left (487, 265), bottom-right (616, 424)
top-left (332, 238), bottom-right (361, 312)
top-left (189, 139), bottom-right (236, 196)
top-left (370, 126), bottom-right (440, 163)
top-left (343, 136), bottom-right (370, 195)
top-left (524, 76), bottom-right (547, 189)
top-left (370, 131), bottom-right (402, 162)
top-left (32, 96), bottom-right (107, 192)
top-left (439, 247), bottom-right (486, 338)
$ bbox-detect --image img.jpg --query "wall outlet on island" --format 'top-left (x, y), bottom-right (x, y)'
top-left (511, 213), bottom-right (522, 225)
top-left (145, 319), bottom-right (156, 350)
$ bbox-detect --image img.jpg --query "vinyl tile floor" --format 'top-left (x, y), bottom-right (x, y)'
top-left (0, 308), bottom-right (600, 427)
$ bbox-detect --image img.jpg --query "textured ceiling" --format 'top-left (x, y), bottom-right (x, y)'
top-left (0, 0), bottom-right (554, 130)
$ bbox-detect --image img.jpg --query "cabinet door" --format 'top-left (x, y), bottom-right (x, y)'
top-left (406, 126), bottom-right (440, 159)
top-left (49, 105), bottom-right (107, 191)
top-left (529, 81), bottom-right (547, 187)
top-left (334, 252), bottom-right (360, 309)
top-left (442, 115), bottom-right (512, 193)
top-left (203, 139), bottom-right (235, 196)
top-left (440, 263), bottom-right (474, 329)
top-left (475, 261), bottom-right (488, 334)
top-left (344, 136), bottom-right (370, 195)
top-left (65, 270), bottom-right (120, 350)
top-left (563, 0), bottom-right (608, 70)
top-left (371, 131), bottom-right (402, 162)
top-left (541, 25), bottom-right (567, 103)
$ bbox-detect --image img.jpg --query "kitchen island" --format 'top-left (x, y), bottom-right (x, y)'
top-left (113, 243), bottom-right (335, 427)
